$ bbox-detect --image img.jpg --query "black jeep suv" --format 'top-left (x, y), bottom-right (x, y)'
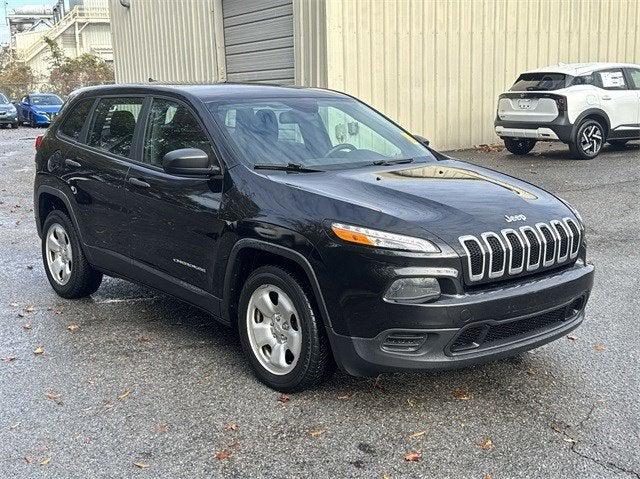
top-left (34, 84), bottom-right (594, 391)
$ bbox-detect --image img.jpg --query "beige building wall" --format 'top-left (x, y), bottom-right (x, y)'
top-left (109, 0), bottom-right (222, 84)
top-left (317, 0), bottom-right (640, 150)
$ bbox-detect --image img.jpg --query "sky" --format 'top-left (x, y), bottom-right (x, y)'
top-left (0, 1), bottom-right (54, 44)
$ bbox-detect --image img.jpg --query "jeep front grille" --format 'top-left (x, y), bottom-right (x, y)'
top-left (459, 218), bottom-right (581, 284)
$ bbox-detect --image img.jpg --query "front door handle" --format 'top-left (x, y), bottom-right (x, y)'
top-left (128, 177), bottom-right (150, 188)
top-left (601, 95), bottom-right (612, 101)
top-left (64, 158), bottom-right (81, 168)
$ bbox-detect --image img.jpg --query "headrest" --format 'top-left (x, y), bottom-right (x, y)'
top-left (110, 110), bottom-right (136, 137)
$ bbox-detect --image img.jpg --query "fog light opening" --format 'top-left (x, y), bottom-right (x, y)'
top-left (384, 277), bottom-right (441, 304)
top-left (565, 296), bottom-right (585, 319)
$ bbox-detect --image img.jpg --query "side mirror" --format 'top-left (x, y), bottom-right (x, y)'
top-left (414, 135), bottom-right (430, 147)
top-left (162, 148), bottom-right (220, 176)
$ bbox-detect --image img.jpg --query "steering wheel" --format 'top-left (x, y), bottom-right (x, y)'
top-left (324, 143), bottom-right (357, 157)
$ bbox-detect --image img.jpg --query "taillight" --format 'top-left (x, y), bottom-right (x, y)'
top-left (555, 96), bottom-right (567, 113)
top-left (35, 135), bottom-right (43, 150)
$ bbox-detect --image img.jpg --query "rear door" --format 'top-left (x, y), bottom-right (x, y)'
top-left (123, 96), bottom-right (224, 290)
top-left (61, 96), bottom-right (145, 254)
top-left (625, 67), bottom-right (640, 131)
top-left (594, 69), bottom-right (638, 133)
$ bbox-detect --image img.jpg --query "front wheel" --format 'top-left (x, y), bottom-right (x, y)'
top-left (504, 138), bottom-right (536, 155)
top-left (569, 119), bottom-right (604, 159)
top-left (238, 265), bottom-right (333, 392)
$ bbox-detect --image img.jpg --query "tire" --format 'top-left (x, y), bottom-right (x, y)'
top-left (29, 114), bottom-right (36, 128)
top-left (238, 265), bottom-right (333, 392)
top-left (42, 210), bottom-right (103, 299)
top-left (504, 138), bottom-right (536, 155)
top-left (12, 122), bottom-right (19, 129)
top-left (569, 119), bottom-right (605, 159)
top-left (607, 139), bottom-right (629, 148)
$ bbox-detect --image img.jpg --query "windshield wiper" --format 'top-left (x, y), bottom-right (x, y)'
top-left (254, 162), bottom-right (322, 173)
top-left (369, 158), bottom-right (414, 166)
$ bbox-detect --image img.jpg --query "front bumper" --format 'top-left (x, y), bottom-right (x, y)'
top-left (327, 261), bottom-right (594, 376)
top-left (0, 113), bottom-right (18, 124)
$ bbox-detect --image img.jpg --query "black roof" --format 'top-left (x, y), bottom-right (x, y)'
top-left (73, 82), bottom-right (347, 102)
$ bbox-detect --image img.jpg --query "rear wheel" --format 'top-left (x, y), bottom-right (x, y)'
top-left (504, 138), bottom-right (536, 155)
top-left (569, 119), bottom-right (604, 159)
top-left (42, 210), bottom-right (103, 298)
top-left (238, 265), bottom-right (333, 392)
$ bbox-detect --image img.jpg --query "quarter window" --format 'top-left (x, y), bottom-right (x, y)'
top-left (143, 98), bottom-right (214, 167)
top-left (628, 69), bottom-right (640, 89)
top-left (88, 97), bottom-right (144, 157)
top-left (59, 98), bottom-right (94, 140)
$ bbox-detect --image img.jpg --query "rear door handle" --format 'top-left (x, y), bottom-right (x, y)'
top-left (64, 158), bottom-right (81, 168)
top-left (128, 177), bottom-right (150, 188)
top-left (601, 95), bottom-right (612, 101)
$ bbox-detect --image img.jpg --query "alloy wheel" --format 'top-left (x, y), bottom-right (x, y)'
top-left (45, 223), bottom-right (73, 285)
top-left (580, 124), bottom-right (603, 155)
top-left (246, 284), bottom-right (302, 375)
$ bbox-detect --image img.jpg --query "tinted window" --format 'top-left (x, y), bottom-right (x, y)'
top-left (597, 69), bottom-right (627, 90)
top-left (30, 94), bottom-right (63, 105)
top-left (628, 69), bottom-right (640, 89)
top-left (510, 73), bottom-right (568, 91)
top-left (143, 98), bottom-right (213, 167)
top-left (59, 98), bottom-right (94, 140)
top-left (570, 74), bottom-right (595, 86)
top-left (88, 97), bottom-right (144, 157)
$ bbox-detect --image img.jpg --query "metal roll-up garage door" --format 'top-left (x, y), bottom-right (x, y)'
top-left (222, 0), bottom-right (294, 84)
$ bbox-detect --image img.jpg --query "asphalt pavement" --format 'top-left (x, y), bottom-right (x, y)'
top-left (0, 126), bottom-right (638, 478)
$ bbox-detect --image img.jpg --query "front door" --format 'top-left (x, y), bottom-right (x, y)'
top-left (626, 67), bottom-right (640, 133)
top-left (123, 97), bottom-right (224, 291)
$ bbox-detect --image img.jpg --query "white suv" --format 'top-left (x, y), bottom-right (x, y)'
top-left (495, 62), bottom-right (640, 159)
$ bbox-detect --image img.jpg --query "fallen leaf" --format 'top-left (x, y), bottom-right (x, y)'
top-left (24, 305), bottom-right (35, 313)
top-left (407, 430), bottom-right (427, 439)
top-left (24, 455), bottom-right (35, 464)
top-left (277, 394), bottom-right (290, 403)
top-left (17, 312), bottom-right (25, 318)
top-left (484, 475), bottom-right (493, 479)
top-left (40, 457), bottom-right (51, 465)
top-left (477, 438), bottom-right (494, 450)
top-left (67, 323), bottom-right (79, 332)
top-left (404, 450), bottom-right (422, 462)
top-left (2, 356), bottom-right (17, 363)
top-left (10, 302), bottom-right (18, 307)
top-left (372, 375), bottom-right (385, 391)
top-left (26, 265), bottom-right (34, 270)
top-left (337, 392), bottom-right (354, 400)
top-left (594, 343), bottom-right (606, 352)
top-left (223, 423), bottom-right (238, 431)
top-left (567, 334), bottom-right (578, 341)
top-left (154, 424), bottom-right (168, 433)
top-left (309, 428), bottom-right (326, 437)
top-left (214, 449), bottom-right (232, 460)
top-left (22, 323), bottom-right (32, 330)
top-left (46, 392), bottom-right (60, 401)
top-left (133, 462), bottom-right (150, 469)
top-left (406, 398), bottom-right (415, 407)
top-left (33, 346), bottom-right (44, 355)
top-left (452, 388), bottom-right (471, 400)
top-left (117, 389), bottom-right (132, 400)
top-left (138, 335), bottom-right (151, 342)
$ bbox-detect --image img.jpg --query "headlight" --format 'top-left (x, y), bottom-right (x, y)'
top-left (8, 105), bottom-right (16, 113)
top-left (331, 222), bottom-right (440, 253)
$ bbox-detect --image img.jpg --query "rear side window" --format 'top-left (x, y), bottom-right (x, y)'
top-left (142, 98), bottom-right (214, 167)
top-left (510, 73), bottom-right (567, 91)
top-left (596, 69), bottom-right (627, 90)
top-left (59, 98), bottom-right (94, 140)
top-left (570, 74), bottom-right (595, 86)
top-left (88, 97), bottom-right (144, 157)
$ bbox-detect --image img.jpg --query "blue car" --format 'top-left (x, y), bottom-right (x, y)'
top-left (0, 92), bottom-right (19, 128)
top-left (20, 93), bottom-right (63, 127)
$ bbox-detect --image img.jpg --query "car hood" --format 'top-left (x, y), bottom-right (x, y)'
top-left (31, 105), bottom-right (61, 114)
top-left (267, 159), bottom-right (575, 247)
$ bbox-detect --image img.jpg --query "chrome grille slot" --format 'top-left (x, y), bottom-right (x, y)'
top-left (459, 219), bottom-right (579, 284)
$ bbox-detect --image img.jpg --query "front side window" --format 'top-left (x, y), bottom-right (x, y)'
top-left (143, 98), bottom-right (214, 167)
top-left (510, 73), bottom-right (568, 91)
top-left (208, 96), bottom-right (432, 169)
top-left (59, 98), bottom-right (94, 140)
top-left (30, 94), bottom-right (63, 105)
top-left (88, 97), bottom-right (144, 157)
top-left (627, 69), bottom-right (640, 89)
top-left (597, 69), bottom-right (627, 90)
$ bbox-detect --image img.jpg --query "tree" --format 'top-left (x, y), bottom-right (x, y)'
top-left (0, 62), bottom-right (38, 100)
top-left (48, 54), bottom-right (115, 96)
top-left (43, 36), bottom-right (66, 68)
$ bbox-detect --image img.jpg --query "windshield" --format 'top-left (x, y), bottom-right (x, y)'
top-left (510, 73), bottom-right (568, 91)
top-left (0, 94), bottom-right (8, 103)
top-left (31, 94), bottom-right (63, 106)
top-left (207, 96), bottom-right (434, 169)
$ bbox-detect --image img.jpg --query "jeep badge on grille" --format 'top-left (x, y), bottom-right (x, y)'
top-left (505, 214), bottom-right (526, 223)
